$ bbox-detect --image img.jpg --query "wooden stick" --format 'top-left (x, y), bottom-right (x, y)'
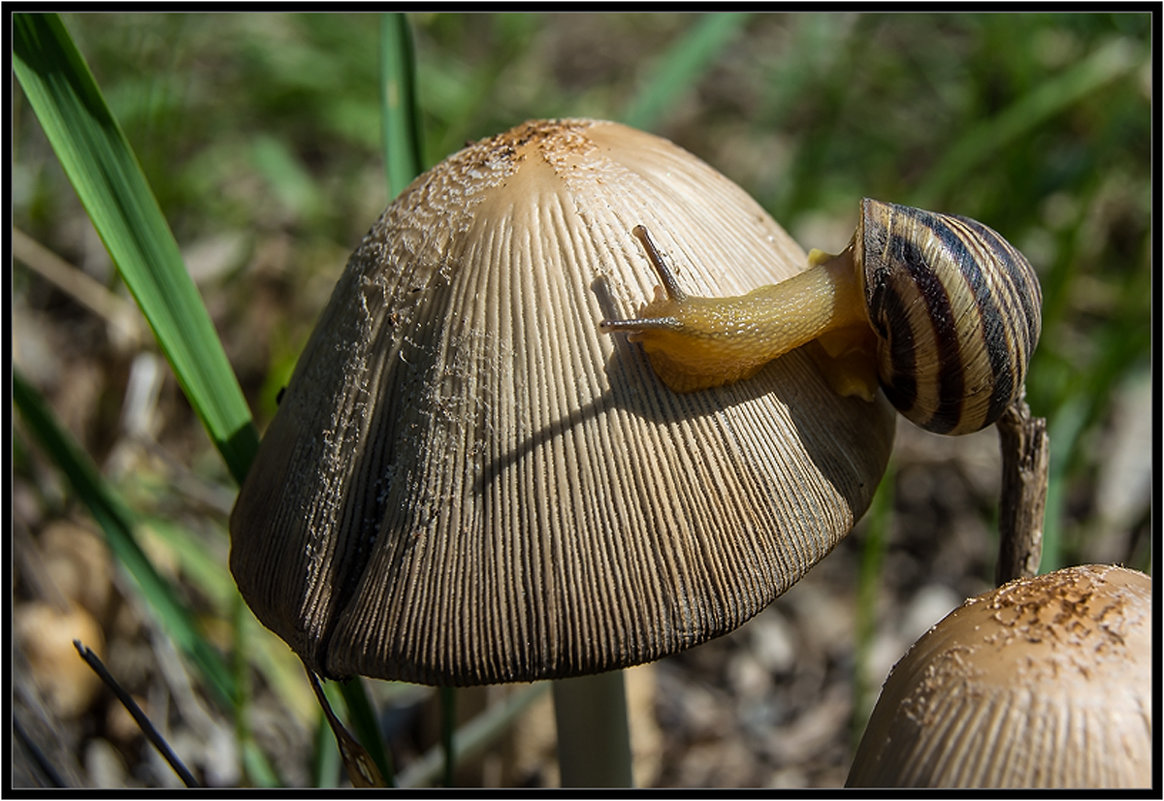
top-left (994, 395), bottom-right (1050, 586)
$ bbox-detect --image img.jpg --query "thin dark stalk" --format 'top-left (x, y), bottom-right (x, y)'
top-left (308, 671), bottom-right (388, 788)
top-left (73, 640), bottom-right (200, 787)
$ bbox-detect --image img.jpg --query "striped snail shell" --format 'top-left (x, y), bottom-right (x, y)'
top-left (600, 198), bottom-right (1042, 436)
top-left (857, 199), bottom-right (1042, 435)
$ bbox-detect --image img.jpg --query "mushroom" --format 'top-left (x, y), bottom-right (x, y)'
top-left (847, 564), bottom-right (1152, 788)
top-left (229, 118), bottom-right (895, 687)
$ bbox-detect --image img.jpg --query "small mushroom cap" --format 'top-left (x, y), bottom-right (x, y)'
top-left (229, 119), bottom-right (895, 686)
top-left (847, 564), bottom-right (1152, 788)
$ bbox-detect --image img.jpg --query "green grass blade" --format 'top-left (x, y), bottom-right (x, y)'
top-left (13, 370), bottom-right (236, 705)
top-left (338, 11), bottom-right (423, 787)
top-left (622, 13), bottom-right (750, 130)
top-left (338, 678), bottom-right (395, 786)
top-left (12, 13), bottom-right (258, 486)
top-left (380, 12), bottom-right (424, 199)
top-left (231, 594), bottom-right (283, 788)
top-left (396, 683), bottom-right (550, 787)
top-left (311, 711), bottom-right (342, 787)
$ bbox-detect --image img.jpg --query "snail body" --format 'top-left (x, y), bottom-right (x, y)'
top-left (601, 199), bottom-right (1042, 435)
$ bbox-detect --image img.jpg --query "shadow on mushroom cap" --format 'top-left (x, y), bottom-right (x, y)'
top-left (229, 119), bottom-right (896, 686)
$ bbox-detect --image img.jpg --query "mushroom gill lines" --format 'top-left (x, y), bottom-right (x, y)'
top-left (230, 119), bottom-right (897, 686)
top-left (549, 200), bottom-right (656, 668)
top-left (519, 195), bottom-right (584, 673)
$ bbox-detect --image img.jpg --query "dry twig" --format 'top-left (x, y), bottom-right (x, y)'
top-left (995, 396), bottom-right (1050, 585)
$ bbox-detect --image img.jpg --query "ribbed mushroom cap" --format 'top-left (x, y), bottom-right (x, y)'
top-left (847, 564), bottom-right (1152, 788)
top-left (229, 119), bottom-right (895, 686)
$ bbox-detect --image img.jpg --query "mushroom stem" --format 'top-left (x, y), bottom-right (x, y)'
top-left (552, 671), bottom-right (633, 787)
top-left (600, 226), bottom-right (869, 393)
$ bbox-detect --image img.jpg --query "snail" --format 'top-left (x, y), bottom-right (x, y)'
top-left (600, 198), bottom-right (1042, 436)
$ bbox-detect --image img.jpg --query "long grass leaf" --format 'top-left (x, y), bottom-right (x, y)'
top-left (343, 11), bottom-right (423, 786)
top-left (439, 686), bottom-right (456, 786)
top-left (851, 462), bottom-right (894, 747)
top-left (13, 371), bottom-right (236, 705)
top-left (12, 13), bottom-right (258, 486)
top-left (311, 712), bottom-right (342, 787)
top-left (380, 12), bottom-right (424, 199)
top-left (622, 13), bottom-right (750, 131)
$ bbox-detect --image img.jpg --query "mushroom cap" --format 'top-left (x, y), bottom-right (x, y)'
top-left (847, 564), bottom-right (1153, 788)
top-left (229, 119), bottom-right (895, 686)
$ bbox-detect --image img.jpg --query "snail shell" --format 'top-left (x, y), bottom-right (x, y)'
top-left (858, 199), bottom-right (1042, 435)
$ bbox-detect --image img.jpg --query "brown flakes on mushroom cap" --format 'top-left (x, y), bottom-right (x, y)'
top-left (229, 119), bottom-right (895, 686)
top-left (848, 564), bottom-right (1152, 788)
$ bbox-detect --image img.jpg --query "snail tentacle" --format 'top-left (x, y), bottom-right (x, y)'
top-left (632, 224), bottom-right (687, 302)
